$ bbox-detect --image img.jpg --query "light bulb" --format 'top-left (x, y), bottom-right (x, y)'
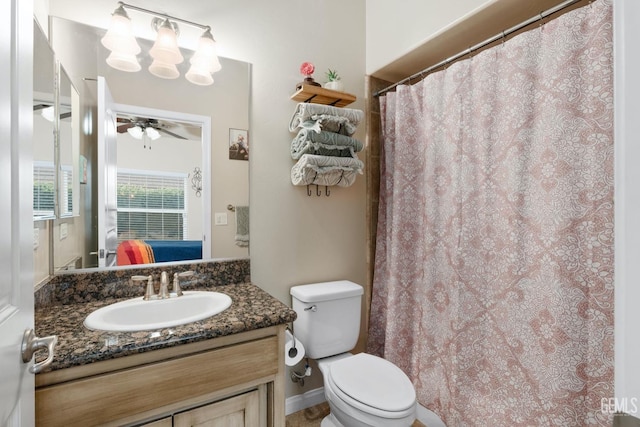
top-left (101, 5), bottom-right (140, 55)
top-left (149, 19), bottom-right (183, 65)
top-left (190, 29), bottom-right (222, 73)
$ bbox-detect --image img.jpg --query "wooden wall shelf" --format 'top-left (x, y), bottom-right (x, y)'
top-left (290, 85), bottom-right (356, 107)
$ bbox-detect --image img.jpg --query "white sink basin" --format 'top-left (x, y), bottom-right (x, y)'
top-left (84, 291), bottom-right (232, 332)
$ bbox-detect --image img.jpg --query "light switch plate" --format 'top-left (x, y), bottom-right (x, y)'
top-left (60, 223), bottom-right (68, 240)
top-left (214, 212), bottom-right (228, 226)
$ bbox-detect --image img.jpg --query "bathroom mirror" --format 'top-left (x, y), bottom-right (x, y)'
top-left (33, 20), bottom-right (56, 220)
top-left (46, 17), bottom-right (250, 273)
top-left (57, 65), bottom-right (80, 218)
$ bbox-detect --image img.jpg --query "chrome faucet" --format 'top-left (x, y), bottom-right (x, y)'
top-left (159, 271), bottom-right (170, 299)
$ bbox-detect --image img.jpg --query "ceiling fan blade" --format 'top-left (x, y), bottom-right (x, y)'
top-left (33, 104), bottom-right (51, 111)
top-left (158, 128), bottom-right (187, 140)
top-left (117, 123), bottom-right (135, 133)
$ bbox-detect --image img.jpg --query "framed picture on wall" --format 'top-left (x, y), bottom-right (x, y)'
top-left (229, 128), bottom-right (249, 161)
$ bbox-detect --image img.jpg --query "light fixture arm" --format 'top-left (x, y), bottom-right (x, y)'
top-left (117, 1), bottom-right (212, 33)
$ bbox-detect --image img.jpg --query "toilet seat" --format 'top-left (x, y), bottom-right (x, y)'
top-left (326, 353), bottom-right (416, 419)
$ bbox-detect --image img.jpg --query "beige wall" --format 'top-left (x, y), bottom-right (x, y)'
top-left (48, 0), bottom-right (366, 400)
top-left (365, 0), bottom-right (489, 75)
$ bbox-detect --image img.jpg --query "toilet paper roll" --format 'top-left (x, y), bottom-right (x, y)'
top-left (285, 329), bottom-right (305, 366)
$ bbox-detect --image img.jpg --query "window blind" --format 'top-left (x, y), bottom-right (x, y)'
top-left (117, 169), bottom-right (188, 242)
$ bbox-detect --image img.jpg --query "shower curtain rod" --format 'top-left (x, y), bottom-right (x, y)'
top-left (374, 0), bottom-right (585, 97)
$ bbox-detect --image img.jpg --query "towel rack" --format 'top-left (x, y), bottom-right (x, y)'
top-left (227, 204), bottom-right (236, 212)
top-left (306, 185), bottom-right (331, 197)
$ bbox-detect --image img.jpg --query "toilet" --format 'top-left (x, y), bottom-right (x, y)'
top-left (291, 280), bottom-right (417, 427)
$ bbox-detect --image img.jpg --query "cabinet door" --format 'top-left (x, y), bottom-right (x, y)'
top-left (173, 390), bottom-right (260, 427)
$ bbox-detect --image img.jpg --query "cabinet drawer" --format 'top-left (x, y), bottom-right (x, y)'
top-left (36, 336), bottom-right (278, 427)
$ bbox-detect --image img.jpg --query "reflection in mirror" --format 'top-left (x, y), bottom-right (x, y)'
top-left (44, 16), bottom-right (250, 274)
top-left (33, 20), bottom-right (56, 220)
top-left (113, 112), bottom-right (205, 267)
top-left (57, 66), bottom-right (80, 218)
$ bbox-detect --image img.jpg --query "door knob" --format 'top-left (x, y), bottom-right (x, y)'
top-left (21, 329), bottom-right (57, 374)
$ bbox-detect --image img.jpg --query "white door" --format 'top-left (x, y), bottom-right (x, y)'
top-left (97, 77), bottom-right (118, 268)
top-left (0, 0), bottom-right (35, 425)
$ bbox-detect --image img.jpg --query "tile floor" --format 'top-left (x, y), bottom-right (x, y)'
top-left (285, 402), bottom-right (428, 427)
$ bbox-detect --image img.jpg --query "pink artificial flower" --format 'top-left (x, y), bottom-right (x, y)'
top-left (300, 62), bottom-right (315, 77)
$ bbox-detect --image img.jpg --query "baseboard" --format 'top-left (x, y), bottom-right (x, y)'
top-left (285, 387), bottom-right (326, 415)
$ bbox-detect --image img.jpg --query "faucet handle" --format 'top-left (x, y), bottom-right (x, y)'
top-left (172, 271), bottom-right (194, 296)
top-left (134, 275), bottom-right (155, 301)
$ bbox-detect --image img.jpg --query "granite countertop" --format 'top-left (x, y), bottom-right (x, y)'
top-left (35, 282), bottom-right (297, 373)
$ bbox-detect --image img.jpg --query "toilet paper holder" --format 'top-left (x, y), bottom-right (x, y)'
top-left (286, 326), bottom-right (298, 359)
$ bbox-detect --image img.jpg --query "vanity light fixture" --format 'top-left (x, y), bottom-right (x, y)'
top-left (101, 1), bottom-right (221, 85)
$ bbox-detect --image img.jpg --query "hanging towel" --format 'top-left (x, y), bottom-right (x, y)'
top-left (291, 154), bottom-right (364, 187)
top-left (235, 206), bottom-right (249, 247)
top-left (291, 128), bottom-right (364, 160)
top-left (288, 103), bottom-right (364, 135)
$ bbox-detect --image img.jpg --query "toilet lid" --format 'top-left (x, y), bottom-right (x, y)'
top-left (328, 353), bottom-right (416, 412)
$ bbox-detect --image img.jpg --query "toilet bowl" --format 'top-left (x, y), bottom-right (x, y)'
top-left (317, 353), bottom-right (417, 427)
top-left (290, 281), bottom-right (417, 426)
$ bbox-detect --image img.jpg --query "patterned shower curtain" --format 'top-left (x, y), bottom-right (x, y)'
top-left (368, 1), bottom-right (613, 425)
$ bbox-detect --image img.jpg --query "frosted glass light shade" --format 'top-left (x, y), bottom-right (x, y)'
top-left (145, 127), bottom-right (161, 140)
top-left (190, 30), bottom-right (221, 73)
top-left (127, 126), bottom-right (143, 139)
top-left (148, 59), bottom-right (180, 79)
top-left (149, 19), bottom-right (183, 65)
top-left (106, 51), bottom-right (141, 72)
top-left (186, 63), bottom-right (213, 86)
top-left (101, 6), bottom-right (140, 55)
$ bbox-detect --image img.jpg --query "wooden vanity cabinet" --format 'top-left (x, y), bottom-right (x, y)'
top-left (35, 326), bottom-right (285, 427)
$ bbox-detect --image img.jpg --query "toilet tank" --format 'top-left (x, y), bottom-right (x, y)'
top-left (290, 280), bottom-right (363, 359)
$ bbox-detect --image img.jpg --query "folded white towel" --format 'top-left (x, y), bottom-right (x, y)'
top-left (291, 154), bottom-right (364, 187)
top-left (289, 103), bottom-right (364, 135)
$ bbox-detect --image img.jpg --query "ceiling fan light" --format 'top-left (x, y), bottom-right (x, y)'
top-left (106, 51), bottom-right (141, 72)
top-left (149, 19), bottom-right (184, 65)
top-left (145, 127), bottom-right (161, 140)
top-left (101, 5), bottom-right (141, 55)
top-left (186, 63), bottom-right (214, 86)
top-left (127, 125), bottom-right (144, 139)
top-left (148, 59), bottom-right (180, 79)
top-left (40, 106), bottom-right (55, 122)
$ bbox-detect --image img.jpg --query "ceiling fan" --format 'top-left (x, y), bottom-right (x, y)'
top-left (116, 116), bottom-right (188, 140)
